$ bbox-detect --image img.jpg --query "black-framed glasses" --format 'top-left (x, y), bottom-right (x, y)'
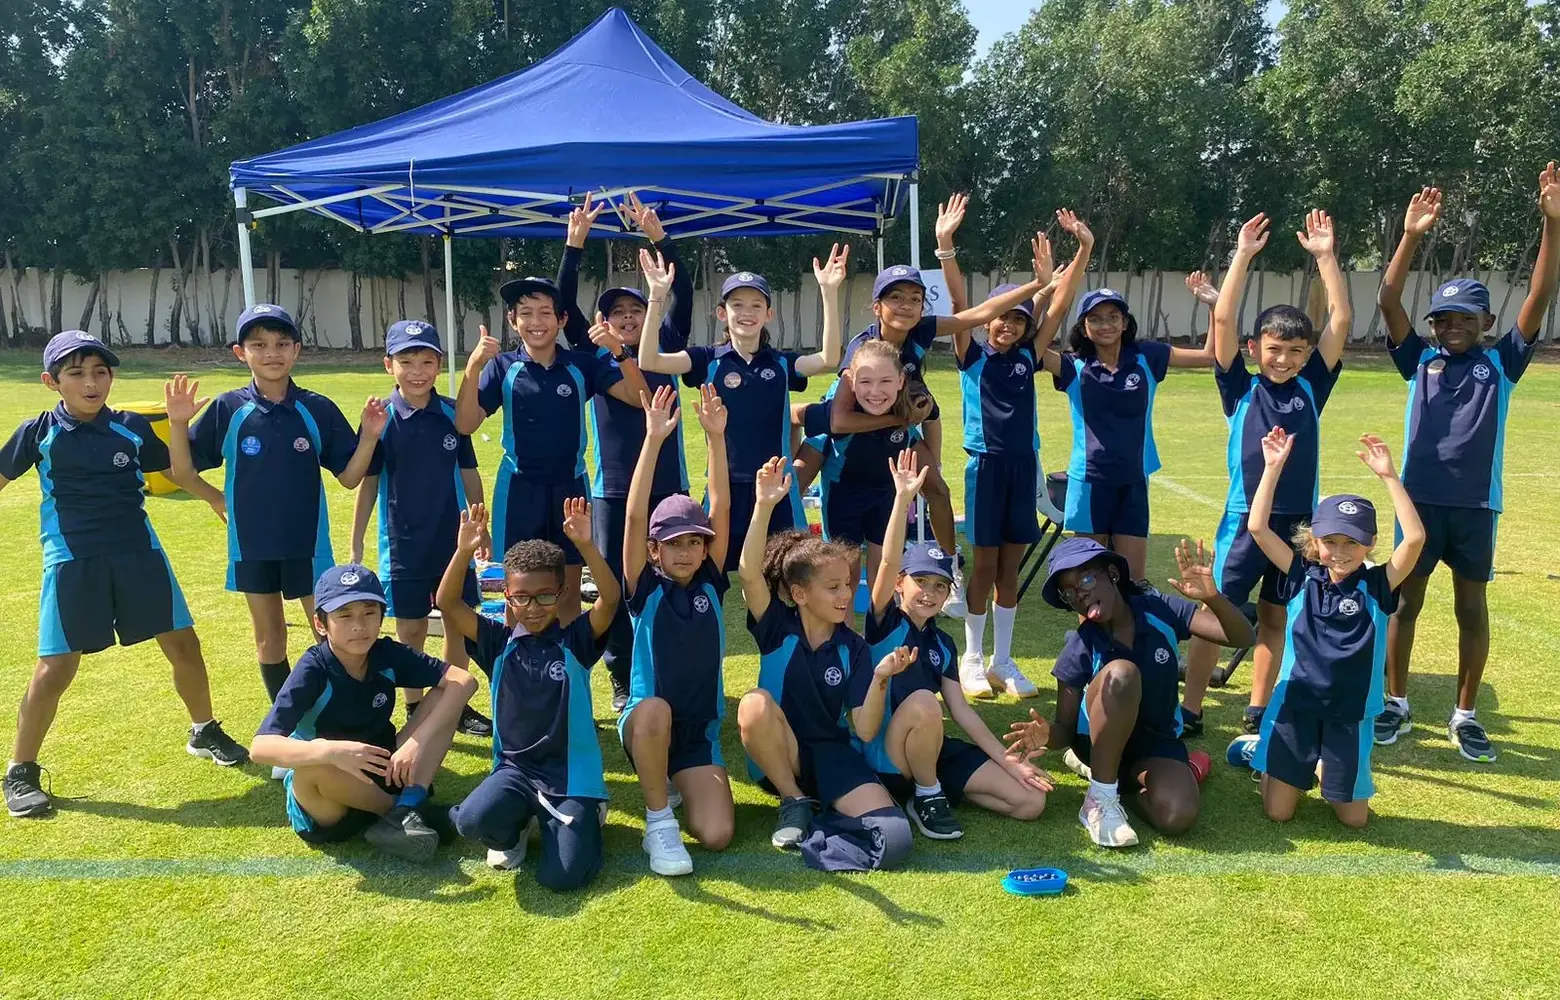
top-left (505, 591), bottom-right (560, 608)
top-left (1058, 571), bottom-right (1100, 607)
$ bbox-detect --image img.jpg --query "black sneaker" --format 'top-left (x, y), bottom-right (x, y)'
top-left (4, 762), bottom-right (51, 818)
top-left (414, 802), bottom-right (457, 842)
top-left (906, 793), bottom-right (963, 840)
top-left (1374, 703), bottom-right (1412, 745)
top-left (610, 673), bottom-right (630, 715)
top-left (1242, 705), bottom-right (1265, 736)
top-left (1449, 717), bottom-right (1498, 763)
top-left (771, 795), bottom-right (814, 850)
top-left (458, 705), bottom-right (493, 738)
top-left (365, 805), bottom-right (440, 861)
top-left (186, 720), bottom-right (250, 766)
top-left (1180, 707), bottom-right (1204, 738)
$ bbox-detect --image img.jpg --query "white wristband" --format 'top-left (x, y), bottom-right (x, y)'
top-left (934, 247), bottom-right (958, 260)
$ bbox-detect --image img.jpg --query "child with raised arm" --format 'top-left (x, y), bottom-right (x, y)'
top-left (619, 384), bottom-right (734, 877)
top-left (167, 305), bottom-right (385, 702)
top-left (735, 457), bottom-right (915, 870)
top-left (1375, 165), bottom-right (1560, 763)
top-left (1179, 211), bottom-right (1351, 738)
top-left (439, 499), bottom-right (619, 892)
top-left (637, 246), bottom-right (845, 571)
top-left (1227, 429), bottom-right (1424, 828)
top-left (851, 449), bottom-right (1054, 842)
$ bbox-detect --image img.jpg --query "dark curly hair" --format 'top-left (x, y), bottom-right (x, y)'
top-left (504, 539), bottom-right (565, 585)
top-left (1251, 304), bottom-right (1318, 345)
top-left (1067, 303), bottom-right (1138, 359)
top-left (761, 530), bottom-right (854, 604)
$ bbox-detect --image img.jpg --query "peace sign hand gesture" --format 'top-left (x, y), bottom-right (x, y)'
top-left (566, 191), bottom-right (605, 249)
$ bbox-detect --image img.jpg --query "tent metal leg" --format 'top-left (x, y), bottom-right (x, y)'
top-left (877, 236), bottom-right (884, 272)
top-left (444, 234), bottom-right (458, 395)
top-left (908, 181), bottom-right (921, 269)
top-left (235, 188), bottom-right (256, 308)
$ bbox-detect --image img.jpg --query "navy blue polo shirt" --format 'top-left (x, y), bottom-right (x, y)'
top-left (588, 344), bottom-right (688, 499)
top-left (747, 600), bottom-right (872, 777)
top-left (683, 344), bottom-right (808, 481)
top-left (802, 402), bottom-right (919, 488)
top-left (1273, 560), bottom-right (1396, 721)
top-left (1055, 342), bottom-right (1171, 484)
top-left (625, 560), bottom-right (729, 726)
top-left (0, 404), bottom-right (171, 567)
top-left (1216, 350), bottom-right (1341, 514)
top-left (853, 600), bottom-right (959, 774)
top-left (958, 339), bottom-right (1040, 455)
top-left (1390, 327), bottom-right (1534, 510)
top-left (465, 614), bottom-right (607, 800)
top-left (475, 346), bottom-right (623, 484)
top-left (189, 380), bottom-right (358, 563)
top-left (839, 317), bottom-right (939, 384)
top-left (367, 390), bottom-right (477, 580)
top-left (258, 637), bottom-right (447, 747)
top-left (1052, 591), bottom-right (1196, 740)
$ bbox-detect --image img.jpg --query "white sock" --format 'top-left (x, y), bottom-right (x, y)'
top-left (1088, 779), bottom-right (1119, 802)
top-left (1390, 695), bottom-right (1409, 713)
top-left (992, 603), bottom-right (1016, 662)
top-left (190, 719), bottom-right (215, 733)
top-left (964, 612), bottom-right (988, 659)
top-left (646, 805), bottom-right (674, 824)
top-left (1450, 707), bottom-right (1476, 726)
top-left (915, 781), bottom-right (942, 798)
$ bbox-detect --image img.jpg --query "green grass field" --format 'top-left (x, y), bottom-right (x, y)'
top-left (1, 346), bottom-right (1557, 1000)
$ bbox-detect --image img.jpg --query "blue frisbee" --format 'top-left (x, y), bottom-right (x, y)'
top-left (1002, 867), bottom-right (1068, 897)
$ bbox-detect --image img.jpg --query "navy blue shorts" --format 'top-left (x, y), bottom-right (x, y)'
top-left (1403, 502), bottom-right (1498, 582)
top-left (619, 708), bottom-right (724, 777)
top-left (964, 453), bottom-right (1041, 547)
top-left (876, 737), bottom-right (990, 806)
top-left (284, 730), bottom-right (396, 842)
top-left (228, 556), bottom-right (325, 600)
top-left (759, 740), bottom-right (882, 806)
top-left (384, 567), bottom-right (478, 620)
top-left (38, 550), bottom-right (195, 658)
top-left (721, 479), bottom-right (806, 573)
top-left (1071, 730), bottom-right (1188, 792)
top-left (1253, 702), bottom-right (1373, 803)
top-left (493, 473), bottom-right (588, 565)
top-left (1213, 508), bottom-right (1311, 606)
top-left (821, 483), bottom-right (896, 547)
top-left (1064, 478), bottom-right (1150, 538)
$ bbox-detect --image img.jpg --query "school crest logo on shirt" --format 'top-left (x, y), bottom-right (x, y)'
top-left (1154, 647), bottom-right (1171, 665)
top-left (556, 383), bottom-right (573, 397)
top-left (1013, 362), bottom-right (1028, 376)
top-left (1338, 597), bottom-right (1361, 617)
top-left (1291, 397), bottom-right (1306, 411)
top-left (723, 372), bottom-right (743, 389)
top-left (905, 362), bottom-right (919, 375)
top-left (759, 367), bottom-right (777, 381)
top-left (927, 648), bottom-right (942, 667)
top-left (240, 435), bottom-right (262, 456)
top-left (442, 434), bottom-right (458, 451)
top-left (293, 437), bottom-right (311, 453)
top-left (823, 665), bottom-right (844, 687)
top-left (890, 429), bottom-right (907, 444)
top-left (1337, 501), bottom-right (1359, 515)
top-left (1124, 373), bottom-right (1142, 390)
top-left (693, 595), bottom-right (711, 614)
top-left (546, 660), bottom-right (567, 681)
top-left (1472, 363), bottom-right (1491, 382)
top-left (112, 452), bottom-right (130, 468)
top-left (372, 692), bottom-right (388, 708)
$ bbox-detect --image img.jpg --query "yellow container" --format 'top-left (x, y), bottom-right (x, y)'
top-left (117, 401), bottom-right (179, 495)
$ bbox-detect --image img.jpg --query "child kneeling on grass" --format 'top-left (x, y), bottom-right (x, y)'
top-left (1227, 429), bottom-right (1424, 828)
top-left (440, 500), bottom-right (618, 892)
top-left (250, 564), bottom-right (476, 859)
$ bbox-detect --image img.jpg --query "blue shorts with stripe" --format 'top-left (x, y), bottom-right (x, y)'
top-left (875, 737), bottom-right (989, 806)
top-left (229, 556), bottom-right (329, 600)
top-left (493, 473), bottom-right (589, 565)
top-left (1402, 502), bottom-right (1498, 582)
top-left (720, 478), bottom-right (807, 573)
top-left (757, 739), bottom-right (881, 806)
top-left (384, 567), bottom-right (478, 621)
top-left (1063, 478), bottom-right (1150, 538)
top-left (964, 453), bottom-right (1040, 547)
top-left (821, 483), bottom-right (896, 547)
top-left (1253, 701), bottom-right (1373, 803)
top-left (618, 707), bottom-right (724, 777)
top-left (39, 550), bottom-right (194, 657)
top-left (283, 744), bottom-right (394, 843)
top-left (1212, 508), bottom-right (1310, 606)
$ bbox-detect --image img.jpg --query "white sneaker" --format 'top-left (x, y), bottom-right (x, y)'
top-left (986, 656), bottom-right (1039, 698)
top-left (1061, 747), bottom-right (1092, 780)
top-left (1079, 791), bottom-right (1138, 848)
top-left (943, 567), bottom-right (968, 620)
top-left (487, 817), bottom-right (537, 869)
top-left (643, 816), bottom-right (694, 876)
top-left (959, 650), bottom-right (994, 699)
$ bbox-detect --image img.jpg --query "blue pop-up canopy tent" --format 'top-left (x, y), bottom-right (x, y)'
top-left (229, 6), bottom-right (923, 344)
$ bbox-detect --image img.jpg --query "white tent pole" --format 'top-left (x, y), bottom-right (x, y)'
top-left (444, 234), bottom-right (458, 395)
top-left (876, 235), bottom-right (885, 272)
top-left (235, 188), bottom-right (257, 307)
top-left (908, 180), bottom-right (921, 270)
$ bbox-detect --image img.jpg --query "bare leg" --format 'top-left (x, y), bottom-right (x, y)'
top-left (960, 760), bottom-right (1046, 819)
top-left (397, 684), bottom-right (461, 789)
top-left (1386, 574), bottom-right (1429, 699)
top-left (1181, 637), bottom-right (1220, 716)
top-left (155, 627), bottom-right (214, 723)
top-left (1450, 572), bottom-right (1490, 711)
top-left (737, 690), bottom-right (803, 799)
top-left (993, 542), bottom-right (1025, 607)
top-left (967, 545), bottom-right (999, 617)
top-left (245, 592), bottom-right (289, 663)
top-left (11, 654), bottom-right (81, 762)
top-left (1084, 659), bottom-right (1141, 785)
top-left (1247, 600), bottom-right (1288, 708)
top-left (673, 765), bottom-right (734, 850)
top-left (625, 697), bottom-right (673, 811)
top-left (1110, 534), bottom-right (1149, 582)
top-left (395, 617), bottom-right (432, 708)
top-left (289, 763), bottom-right (395, 825)
top-left (1259, 773), bottom-right (1305, 822)
top-left (1131, 756), bottom-right (1200, 835)
top-left (882, 690), bottom-right (944, 787)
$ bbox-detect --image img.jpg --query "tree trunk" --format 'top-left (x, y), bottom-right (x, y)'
top-left (267, 250), bottom-right (281, 303)
top-left (77, 276), bottom-right (103, 334)
top-left (98, 276), bottom-right (111, 343)
top-left (49, 267), bottom-right (64, 333)
top-left (145, 251), bottom-right (163, 345)
top-left (347, 270), bottom-right (363, 350)
top-left (168, 237), bottom-right (190, 345)
top-left (4, 250), bottom-right (24, 338)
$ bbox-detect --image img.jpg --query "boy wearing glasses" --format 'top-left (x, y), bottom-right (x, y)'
top-left (436, 498), bottom-right (619, 892)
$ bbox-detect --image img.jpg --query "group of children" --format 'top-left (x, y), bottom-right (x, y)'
top-left (3, 164), bottom-right (1556, 884)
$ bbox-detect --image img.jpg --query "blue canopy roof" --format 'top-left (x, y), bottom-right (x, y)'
top-left (230, 8), bottom-right (918, 240)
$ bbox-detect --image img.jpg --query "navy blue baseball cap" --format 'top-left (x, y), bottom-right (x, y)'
top-left (1311, 494), bottom-right (1377, 544)
top-left (872, 265), bottom-right (926, 301)
top-left (988, 283), bottom-right (1037, 326)
top-left (1041, 537), bottom-right (1130, 610)
top-left (500, 275), bottom-right (567, 312)
top-left (384, 320), bottom-right (443, 356)
top-left (1426, 279), bottom-right (1490, 318)
top-left (648, 494), bottom-right (715, 542)
top-left (597, 287), bottom-right (648, 317)
top-left (43, 330), bottom-right (120, 372)
top-left (720, 271), bottom-right (772, 303)
top-left (235, 303), bottom-right (299, 344)
top-left (1077, 287), bottom-right (1129, 319)
top-left (900, 542), bottom-right (955, 581)
top-left (314, 563), bottom-right (388, 614)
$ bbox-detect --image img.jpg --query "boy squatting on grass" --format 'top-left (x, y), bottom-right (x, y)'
top-left (2, 333), bottom-right (251, 818)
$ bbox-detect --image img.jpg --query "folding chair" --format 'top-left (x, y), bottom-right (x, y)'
top-left (1015, 471), bottom-right (1069, 604)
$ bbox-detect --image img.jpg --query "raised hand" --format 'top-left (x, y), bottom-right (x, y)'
top-left (359, 396), bottom-right (389, 438)
top-left (753, 455), bottom-right (792, 508)
top-left (694, 382), bottom-right (727, 435)
top-left (1296, 209), bottom-right (1336, 259)
top-left (624, 190), bottom-right (667, 243)
top-left (1003, 708), bottom-right (1050, 762)
top-left (163, 373), bottom-right (209, 424)
top-left (466, 326), bottom-right (501, 376)
top-left (1261, 425), bottom-right (1293, 468)
top-left (566, 191), bottom-right (605, 249)
top-left (588, 311), bottom-right (624, 356)
top-left (873, 645), bottom-right (917, 679)
top-left (1166, 538), bottom-right (1219, 602)
top-left (813, 243), bottom-right (850, 291)
top-left (1185, 270), bottom-right (1219, 306)
top-left (642, 385), bottom-right (680, 441)
top-left (935, 193), bottom-right (969, 246)
top-left (456, 503), bottom-right (490, 556)
top-left (1032, 230), bottom-right (1054, 285)
top-left (1237, 212), bottom-right (1270, 256)
top-left (1055, 208), bottom-right (1094, 248)
top-left (1356, 433), bottom-right (1398, 479)
top-left (1539, 162), bottom-right (1560, 220)
top-left (888, 447), bottom-right (928, 501)
top-left (639, 248), bottom-right (675, 299)
top-left (1404, 187), bottom-right (1442, 236)
top-left (560, 496), bottom-right (593, 547)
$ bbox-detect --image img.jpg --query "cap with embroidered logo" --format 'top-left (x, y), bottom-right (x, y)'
top-left (43, 330), bottom-right (120, 372)
top-left (719, 271), bottom-right (772, 303)
top-left (872, 265), bottom-right (927, 301)
top-left (1077, 288), bottom-right (1129, 319)
top-left (1425, 279), bottom-right (1490, 318)
top-left (987, 283), bottom-right (1037, 326)
top-left (314, 563), bottom-right (388, 614)
top-left (900, 542), bottom-right (954, 581)
top-left (385, 320), bottom-right (443, 356)
top-left (500, 275), bottom-right (567, 313)
top-left (1311, 494), bottom-right (1377, 545)
top-left (597, 287), bottom-right (649, 318)
top-left (648, 494), bottom-right (716, 542)
top-left (236, 303), bottom-right (300, 345)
